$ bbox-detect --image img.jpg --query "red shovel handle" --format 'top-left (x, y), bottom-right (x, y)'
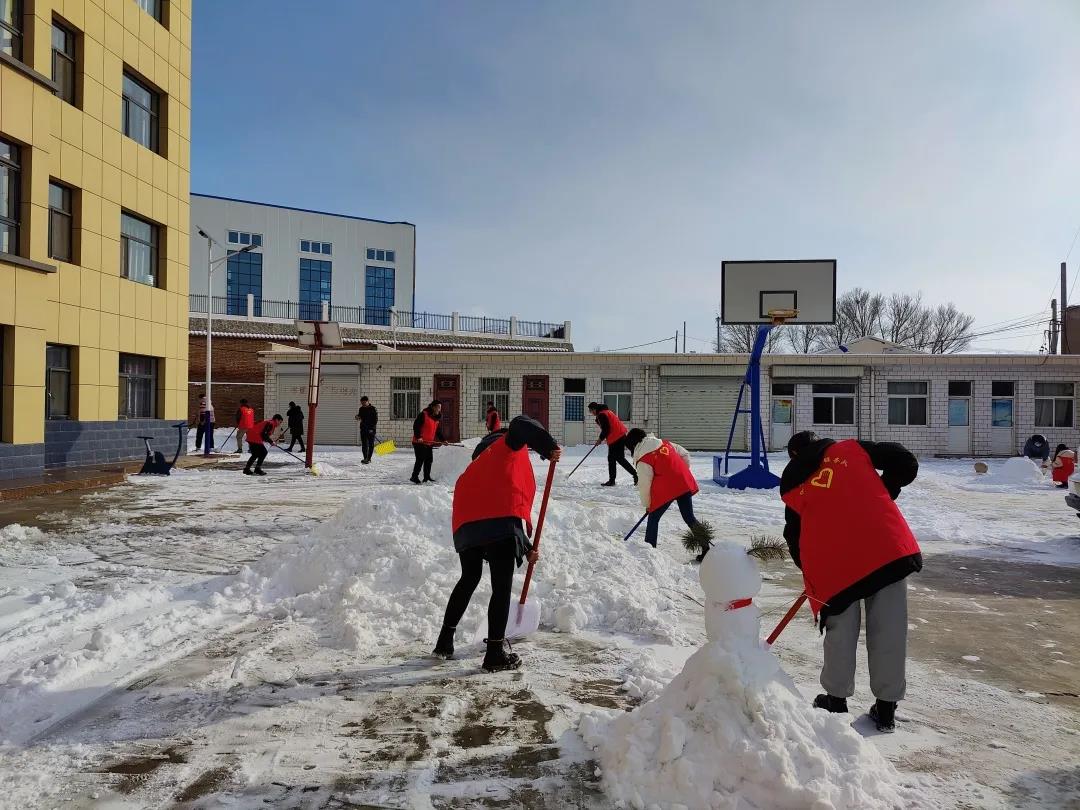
top-left (766, 593), bottom-right (807, 645)
top-left (518, 458), bottom-right (557, 606)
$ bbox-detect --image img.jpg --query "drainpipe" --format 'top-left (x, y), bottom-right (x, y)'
top-left (868, 365), bottom-right (876, 442)
top-left (644, 366), bottom-right (651, 425)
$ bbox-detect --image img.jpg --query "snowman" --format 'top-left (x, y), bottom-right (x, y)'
top-left (580, 541), bottom-right (920, 810)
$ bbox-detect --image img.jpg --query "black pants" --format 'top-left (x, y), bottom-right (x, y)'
top-left (245, 442), bottom-right (268, 471)
top-left (442, 541), bottom-right (516, 642)
top-left (195, 420), bottom-right (206, 450)
top-left (287, 425), bottom-right (305, 452)
top-left (412, 444), bottom-right (433, 481)
top-left (361, 428), bottom-right (376, 461)
top-left (607, 437), bottom-right (637, 483)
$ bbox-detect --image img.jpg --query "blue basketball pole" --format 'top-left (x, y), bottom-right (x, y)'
top-left (713, 323), bottom-right (781, 490)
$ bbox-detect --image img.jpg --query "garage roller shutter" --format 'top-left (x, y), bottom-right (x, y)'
top-left (660, 376), bottom-right (746, 451)
top-left (275, 365), bottom-right (361, 445)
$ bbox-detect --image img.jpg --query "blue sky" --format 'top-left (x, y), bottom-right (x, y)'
top-left (192, 1), bottom-right (1080, 352)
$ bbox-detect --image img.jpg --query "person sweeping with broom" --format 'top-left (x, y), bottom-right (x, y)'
top-left (433, 415), bottom-right (561, 672)
top-left (625, 429), bottom-right (712, 560)
top-left (243, 414), bottom-right (283, 476)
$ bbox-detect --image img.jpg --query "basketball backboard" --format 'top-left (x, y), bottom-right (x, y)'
top-left (296, 320), bottom-right (344, 348)
top-left (720, 260), bottom-right (837, 325)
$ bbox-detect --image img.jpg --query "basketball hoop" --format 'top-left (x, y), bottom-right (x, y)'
top-left (767, 308), bottom-right (799, 325)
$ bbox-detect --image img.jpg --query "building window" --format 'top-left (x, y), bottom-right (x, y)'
top-left (48, 181), bottom-right (73, 262)
top-left (227, 250), bottom-right (262, 316)
top-left (948, 381), bottom-right (971, 397)
top-left (1, 0), bottom-right (21, 60)
top-left (391, 377), bottom-right (421, 420)
top-left (122, 72), bottom-right (160, 152)
top-left (118, 353), bottom-right (157, 419)
top-left (364, 266), bottom-right (395, 326)
top-left (228, 230), bottom-right (262, 247)
top-left (135, 0), bottom-right (163, 24)
top-left (564, 378), bottom-right (586, 394)
top-left (772, 383), bottom-right (795, 397)
top-left (479, 377), bottom-right (510, 421)
top-left (887, 381), bottom-right (928, 426)
top-left (603, 379), bottom-right (632, 421)
top-left (298, 258), bottom-right (331, 320)
top-left (811, 383), bottom-right (855, 425)
top-left (51, 21), bottom-right (77, 105)
top-left (120, 211), bottom-right (158, 286)
top-left (300, 239), bottom-right (331, 255)
top-left (1035, 382), bottom-right (1074, 428)
top-left (991, 381), bottom-right (1014, 428)
top-left (366, 248), bottom-right (396, 263)
top-left (45, 344), bottom-right (72, 420)
top-left (0, 138), bottom-right (19, 255)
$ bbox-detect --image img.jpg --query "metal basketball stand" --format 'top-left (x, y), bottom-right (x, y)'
top-left (296, 320), bottom-right (344, 469)
top-left (713, 309), bottom-right (797, 490)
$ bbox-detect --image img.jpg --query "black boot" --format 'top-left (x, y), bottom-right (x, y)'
top-left (432, 626), bottom-right (455, 660)
top-left (601, 481), bottom-right (616, 487)
top-left (410, 476), bottom-right (422, 484)
top-left (813, 693), bottom-right (849, 713)
top-left (243, 467), bottom-right (254, 475)
top-left (869, 699), bottom-right (896, 733)
top-left (481, 638), bottom-right (521, 672)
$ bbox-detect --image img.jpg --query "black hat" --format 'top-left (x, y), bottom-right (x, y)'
top-left (625, 428), bottom-right (647, 453)
top-left (787, 431), bottom-right (820, 458)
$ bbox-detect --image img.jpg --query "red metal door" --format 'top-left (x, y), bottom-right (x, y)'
top-left (434, 374), bottom-right (460, 442)
top-left (522, 375), bottom-right (550, 429)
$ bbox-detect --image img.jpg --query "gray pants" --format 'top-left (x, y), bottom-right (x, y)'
top-left (821, 578), bottom-right (908, 702)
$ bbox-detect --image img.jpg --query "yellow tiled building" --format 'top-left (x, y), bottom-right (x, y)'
top-left (0, 0), bottom-right (190, 478)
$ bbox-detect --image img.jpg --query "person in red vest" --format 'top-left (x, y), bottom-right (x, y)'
top-left (625, 429), bottom-right (708, 558)
top-left (485, 401), bottom-right (501, 433)
top-left (781, 430), bottom-right (921, 733)
top-left (588, 402), bottom-right (637, 487)
top-left (433, 415), bottom-right (561, 671)
top-left (1051, 444), bottom-right (1075, 488)
top-left (243, 414), bottom-right (283, 476)
top-left (235, 399), bottom-right (256, 454)
top-left (410, 401), bottom-right (444, 484)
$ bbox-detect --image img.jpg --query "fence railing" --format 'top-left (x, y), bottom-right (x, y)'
top-left (190, 294), bottom-right (568, 340)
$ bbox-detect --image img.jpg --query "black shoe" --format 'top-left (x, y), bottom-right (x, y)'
top-left (254, 468), bottom-right (267, 476)
top-left (432, 627), bottom-right (455, 660)
top-left (869, 700), bottom-right (896, 733)
top-left (481, 638), bottom-right (522, 672)
top-left (423, 478), bottom-right (436, 483)
top-left (362, 459), bottom-right (371, 465)
top-left (633, 475), bottom-right (639, 486)
top-left (410, 477), bottom-right (422, 485)
top-left (601, 481), bottom-right (616, 487)
top-left (813, 693), bottom-right (849, 713)
top-left (243, 468), bottom-right (254, 475)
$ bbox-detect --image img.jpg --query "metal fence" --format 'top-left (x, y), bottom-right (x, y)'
top-left (189, 295), bottom-right (564, 339)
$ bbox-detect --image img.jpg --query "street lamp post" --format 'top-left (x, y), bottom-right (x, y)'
top-left (196, 227), bottom-right (259, 456)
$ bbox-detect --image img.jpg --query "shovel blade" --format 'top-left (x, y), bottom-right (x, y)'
top-left (374, 440), bottom-right (396, 455)
top-left (470, 596), bottom-right (542, 645)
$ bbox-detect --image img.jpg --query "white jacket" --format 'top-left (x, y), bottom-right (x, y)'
top-left (632, 434), bottom-right (692, 510)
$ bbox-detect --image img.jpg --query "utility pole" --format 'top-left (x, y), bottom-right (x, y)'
top-left (1062, 262), bottom-right (1070, 354)
top-left (1050, 298), bottom-right (1058, 354)
top-left (673, 332), bottom-right (678, 353)
top-left (682, 321), bottom-right (687, 353)
top-left (716, 316), bottom-right (721, 353)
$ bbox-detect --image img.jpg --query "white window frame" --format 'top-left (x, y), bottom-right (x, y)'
top-left (602, 379), bottom-right (632, 421)
top-left (479, 377), bottom-right (510, 422)
top-left (1035, 382), bottom-right (1075, 428)
top-left (887, 381), bottom-right (928, 426)
top-left (391, 376), bottom-right (421, 420)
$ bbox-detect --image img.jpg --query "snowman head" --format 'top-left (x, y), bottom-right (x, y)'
top-left (700, 541), bottom-right (764, 645)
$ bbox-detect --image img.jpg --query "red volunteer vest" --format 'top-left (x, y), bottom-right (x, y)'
top-left (414, 411), bottom-right (438, 444)
top-left (599, 410), bottom-right (628, 445)
top-left (487, 410), bottom-right (501, 432)
top-left (781, 440), bottom-right (920, 617)
top-left (247, 419), bottom-right (273, 444)
top-left (238, 406), bottom-right (255, 429)
top-left (452, 435), bottom-right (537, 535)
top-left (1053, 452), bottom-right (1075, 483)
top-left (640, 440), bottom-right (699, 512)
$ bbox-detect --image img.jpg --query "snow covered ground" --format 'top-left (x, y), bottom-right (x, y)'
top-left (0, 444), bottom-right (1077, 808)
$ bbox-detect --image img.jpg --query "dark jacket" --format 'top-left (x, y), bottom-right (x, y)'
top-left (286, 404), bottom-right (304, 429)
top-left (453, 415), bottom-right (558, 564)
top-left (780, 438), bottom-right (922, 625)
top-left (413, 408), bottom-right (444, 443)
top-left (357, 404), bottom-right (378, 431)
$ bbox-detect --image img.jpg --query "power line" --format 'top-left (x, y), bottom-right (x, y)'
top-left (599, 336), bottom-right (675, 353)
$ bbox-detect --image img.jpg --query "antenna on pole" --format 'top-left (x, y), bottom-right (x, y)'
top-left (1050, 299), bottom-right (1059, 354)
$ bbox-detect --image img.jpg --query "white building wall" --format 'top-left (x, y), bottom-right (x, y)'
top-left (189, 194), bottom-right (416, 313)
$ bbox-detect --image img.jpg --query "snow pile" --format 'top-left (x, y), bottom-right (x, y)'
top-left (435, 438), bottom-right (482, 483)
top-left (995, 457), bottom-right (1044, 484)
top-left (581, 542), bottom-right (914, 809)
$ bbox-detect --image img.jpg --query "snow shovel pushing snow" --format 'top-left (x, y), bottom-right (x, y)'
top-left (506, 458), bottom-right (558, 639)
top-left (765, 592), bottom-right (807, 646)
top-left (374, 436), bottom-right (396, 455)
top-left (565, 443), bottom-right (599, 480)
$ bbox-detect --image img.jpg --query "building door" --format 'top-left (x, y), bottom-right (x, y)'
top-left (563, 378), bottom-right (586, 445)
top-left (947, 380), bottom-right (971, 455)
top-left (275, 364), bottom-right (360, 445)
top-left (659, 374), bottom-right (745, 451)
top-left (434, 374), bottom-right (460, 442)
top-left (522, 375), bottom-right (550, 429)
top-left (770, 383), bottom-right (794, 450)
top-left (990, 381), bottom-right (1015, 455)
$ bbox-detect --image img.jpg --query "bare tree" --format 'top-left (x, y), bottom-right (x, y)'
top-left (923, 303), bottom-right (975, 354)
top-left (785, 324), bottom-right (824, 354)
top-left (883, 293), bottom-right (931, 347)
top-left (838, 288), bottom-right (886, 338)
top-left (715, 323), bottom-right (785, 354)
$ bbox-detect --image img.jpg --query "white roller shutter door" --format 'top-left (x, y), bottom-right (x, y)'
top-left (660, 376), bottom-right (746, 451)
top-left (274, 365), bottom-right (361, 445)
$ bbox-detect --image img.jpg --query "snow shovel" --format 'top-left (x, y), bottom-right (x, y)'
top-left (272, 444), bottom-right (321, 476)
top-left (765, 592), bottom-right (807, 646)
top-left (507, 458), bottom-right (558, 639)
top-left (565, 443), bottom-right (599, 480)
top-left (374, 436), bottom-right (396, 455)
